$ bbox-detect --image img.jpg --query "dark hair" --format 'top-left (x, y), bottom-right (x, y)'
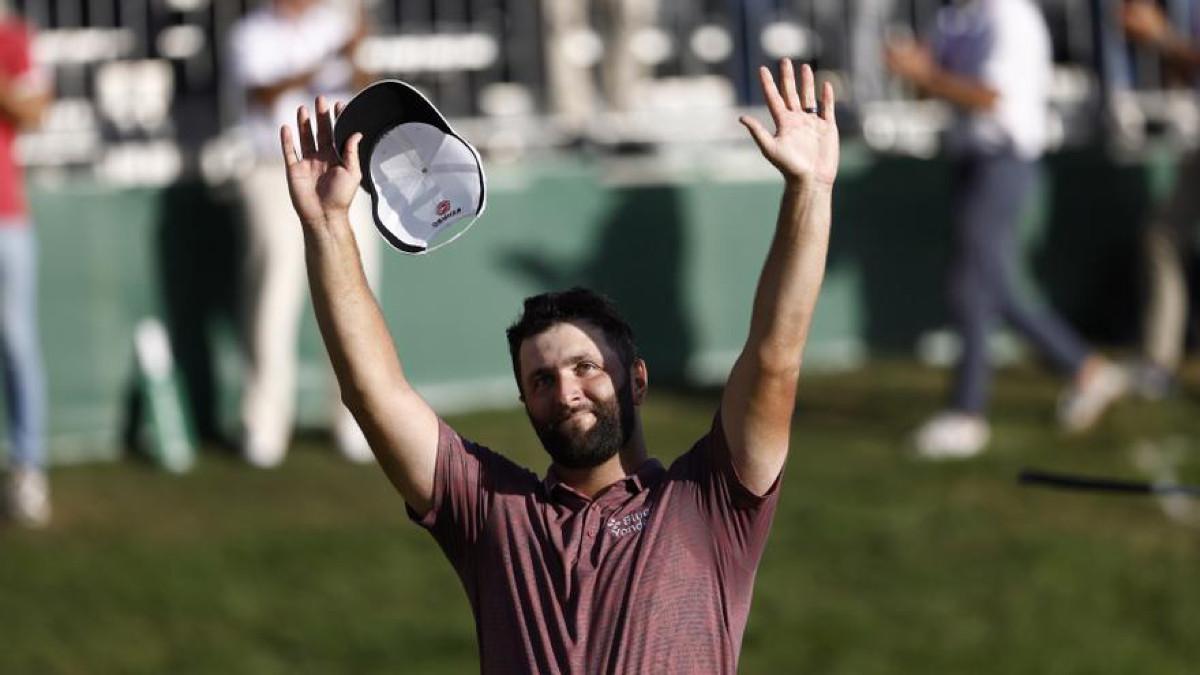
top-left (506, 287), bottom-right (637, 392)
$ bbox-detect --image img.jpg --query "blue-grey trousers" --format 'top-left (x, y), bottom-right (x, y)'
top-left (0, 222), bottom-right (45, 468)
top-left (948, 154), bottom-right (1088, 413)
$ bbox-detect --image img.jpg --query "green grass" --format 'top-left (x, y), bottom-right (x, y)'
top-left (3, 360), bottom-right (1200, 674)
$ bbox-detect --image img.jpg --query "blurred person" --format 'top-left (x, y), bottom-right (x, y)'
top-left (886, 0), bottom-right (1128, 459)
top-left (1122, 0), bottom-right (1200, 396)
top-left (0, 1), bottom-right (50, 527)
top-left (728, 0), bottom-right (774, 106)
top-left (851, 0), bottom-right (901, 103)
top-left (228, 0), bottom-right (379, 468)
top-left (280, 57), bottom-right (837, 671)
top-left (541, 0), bottom-right (659, 135)
top-left (1095, 0), bottom-right (1137, 94)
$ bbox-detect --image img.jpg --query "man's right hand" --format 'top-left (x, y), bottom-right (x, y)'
top-left (280, 96), bottom-right (362, 232)
top-left (281, 94), bottom-right (440, 515)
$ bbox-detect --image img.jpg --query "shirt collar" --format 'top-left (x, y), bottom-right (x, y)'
top-left (542, 459), bottom-right (665, 504)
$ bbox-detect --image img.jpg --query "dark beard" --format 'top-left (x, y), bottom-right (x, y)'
top-left (531, 382), bottom-right (636, 470)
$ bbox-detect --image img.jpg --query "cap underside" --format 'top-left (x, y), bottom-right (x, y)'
top-left (370, 122), bottom-right (483, 252)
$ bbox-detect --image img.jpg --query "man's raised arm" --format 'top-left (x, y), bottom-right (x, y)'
top-left (723, 60), bottom-right (839, 495)
top-left (280, 96), bottom-right (439, 514)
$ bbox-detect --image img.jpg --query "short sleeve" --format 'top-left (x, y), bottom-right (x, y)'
top-left (405, 419), bottom-right (537, 573)
top-left (4, 25), bottom-right (30, 74)
top-left (228, 8), bottom-right (353, 89)
top-left (981, 4), bottom-right (1051, 107)
top-left (668, 413), bottom-right (782, 566)
top-left (228, 21), bottom-right (271, 88)
top-left (3, 23), bottom-right (47, 94)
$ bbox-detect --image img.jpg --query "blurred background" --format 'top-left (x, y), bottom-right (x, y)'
top-left (16, 0), bottom-right (1200, 176)
top-left (15, 0), bottom-right (1200, 166)
top-left (11, 0), bottom-right (1200, 459)
top-left (2, 1), bottom-right (1199, 673)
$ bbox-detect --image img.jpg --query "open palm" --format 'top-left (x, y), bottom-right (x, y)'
top-left (740, 60), bottom-right (839, 187)
top-left (281, 97), bottom-right (363, 229)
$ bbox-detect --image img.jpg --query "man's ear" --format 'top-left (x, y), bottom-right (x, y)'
top-left (630, 358), bottom-right (648, 405)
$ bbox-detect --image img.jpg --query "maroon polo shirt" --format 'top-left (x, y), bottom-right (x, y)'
top-left (407, 413), bottom-right (781, 674)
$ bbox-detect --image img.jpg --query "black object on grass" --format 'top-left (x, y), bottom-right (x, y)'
top-left (1018, 468), bottom-right (1200, 498)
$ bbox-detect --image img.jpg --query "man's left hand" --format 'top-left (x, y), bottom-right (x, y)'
top-left (739, 59), bottom-right (839, 188)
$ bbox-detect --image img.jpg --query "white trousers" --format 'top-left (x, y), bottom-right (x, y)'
top-left (238, 163), bottom-right (380, 454)
top-left (1142, 150), bottom-right (1200, 371)
top-left (541, 0), bottom-right (659, 129)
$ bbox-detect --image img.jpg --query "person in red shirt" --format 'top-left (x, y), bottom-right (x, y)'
top-left (280, 58), bottom-right (837, 672)
top-left (0, 2), bottom-right (50, 528)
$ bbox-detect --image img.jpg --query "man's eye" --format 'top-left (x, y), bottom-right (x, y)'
top-left (577, 362), bottom-right (598, 374)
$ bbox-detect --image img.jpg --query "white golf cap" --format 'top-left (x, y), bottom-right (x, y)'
top-left (334, 80), bottom-right (486, 254)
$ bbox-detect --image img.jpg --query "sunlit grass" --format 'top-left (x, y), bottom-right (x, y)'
top-left (2, 360), bottom-right (1198, 674)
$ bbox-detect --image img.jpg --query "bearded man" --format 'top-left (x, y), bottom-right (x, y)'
top-left (279, 55), bottom-right (838, 673)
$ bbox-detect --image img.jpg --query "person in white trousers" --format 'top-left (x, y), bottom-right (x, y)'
top-left (1122, 0), bottom-right (1200, 397)
top-left (540, 0), bottom-right (659, 135)
top-left (229, 0), bottom-right (379, 467)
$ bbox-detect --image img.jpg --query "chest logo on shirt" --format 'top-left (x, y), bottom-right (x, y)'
top-left (606, 507), bottom-right (651, 538)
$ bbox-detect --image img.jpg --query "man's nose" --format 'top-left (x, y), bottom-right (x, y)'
top-left (555, 373), bottom-right (583, 407)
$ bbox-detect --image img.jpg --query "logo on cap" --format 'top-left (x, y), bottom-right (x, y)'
top-left (436, 200), bottom-right (452, 217)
